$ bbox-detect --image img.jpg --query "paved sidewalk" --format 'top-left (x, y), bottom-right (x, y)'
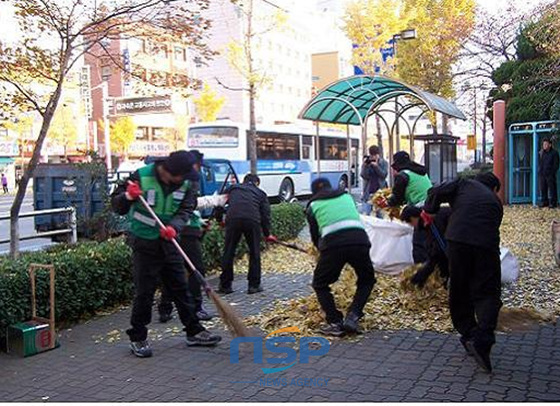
top-left (1, 273), bottom-right (560, 402)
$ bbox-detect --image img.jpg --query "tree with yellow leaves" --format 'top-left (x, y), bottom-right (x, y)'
top-left (193, 84), bottom-right (225, 122)
top-left (343, 0), bottom-right (412, 76)
top-left (109, 117), bottom-right (136, 159)
top-left (162, 115), bottom-right (190, 151)
top-left (47, 103), bottom-right (79, 159)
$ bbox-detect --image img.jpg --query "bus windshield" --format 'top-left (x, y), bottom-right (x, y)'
top-left (188, 126), bottom-right (239, 148)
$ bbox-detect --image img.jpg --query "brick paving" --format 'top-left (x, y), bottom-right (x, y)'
top-left (1, 271), bottom-right (560, 402)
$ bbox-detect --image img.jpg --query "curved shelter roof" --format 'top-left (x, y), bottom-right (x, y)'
top-left (299, 75), bottom-right (466, 126)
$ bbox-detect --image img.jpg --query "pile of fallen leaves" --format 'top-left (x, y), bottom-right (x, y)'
top-left (246, 205), bottom-right (559, 336)
top-left (235, 240), bottom-right (317, 275)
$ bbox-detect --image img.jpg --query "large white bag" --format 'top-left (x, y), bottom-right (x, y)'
top-left (361, 215), bottom-right (414, 275)
top-left (500, 247), bottom-right (519, 284)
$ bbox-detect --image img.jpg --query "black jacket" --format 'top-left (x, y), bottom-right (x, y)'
top-left (388, 161), bottom-right (428, 207)
top-left (424, 178), bottom-right (503, 250)
top-left (539, 148), bottom-right (560, 177)
top-left (224, 182), bottom-right (271, 236)
top-left (110, 162), bottom-right (198, 234)
top-left (306, 189), bottom-right (370, 251)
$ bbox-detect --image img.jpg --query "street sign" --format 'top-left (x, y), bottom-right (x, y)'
top-left (80, 66), bottom-right (92, 119)
top-left (467, 134), bottom-right (476, 150)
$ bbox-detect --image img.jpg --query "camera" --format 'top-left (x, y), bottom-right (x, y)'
top-left (364, 155), bottom-right (378, 165)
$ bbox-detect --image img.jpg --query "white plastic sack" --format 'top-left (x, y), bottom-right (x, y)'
top-left (361, 215), bottom-right (414, 275)
top-left (500, 247), bottom-right (519, 284)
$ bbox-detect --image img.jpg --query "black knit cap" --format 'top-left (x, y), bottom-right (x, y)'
top-left (475, 172), bottom-right (501, 192)
top-left (392, 151), bottom-right (410, 170)
top-left (311, 177), bottom-right (332, 194)
top-left (190, 149), bottom-right (204, 165)
top-left (163, 150), bottom-right (196, 177)
top-left (400, 205), bottom-right (422, 223)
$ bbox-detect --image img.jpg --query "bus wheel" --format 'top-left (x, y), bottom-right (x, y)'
top-left (279, 178), bottom-right (294, 202)
top-left (339, 175), bottom-right (348, 190)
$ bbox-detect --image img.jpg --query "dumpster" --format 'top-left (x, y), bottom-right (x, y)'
top-left (33, 163), bottom-right (107, 239)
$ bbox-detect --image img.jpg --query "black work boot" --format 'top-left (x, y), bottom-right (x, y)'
top-left (466, 341), bottom-right (492, 373)
top-left (247, 285), bottom-right (264, 294)
top-left (343, 312), bottom-right (361, 334)
top-left (217, 283), bottom-right (233, 295)
top-left (130, 340), bottom-right (153, 358)
top-left (319, 322), bottom-right (345, 337)
top-left (186, 330), bottom-right (222, 347)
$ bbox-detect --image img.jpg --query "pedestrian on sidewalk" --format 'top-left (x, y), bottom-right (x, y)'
top-left (360, 145), bottom-right (388, 216)
top-left (422, 172), bottom-right (503, 373)
top-left (307, 178), bottom-right (376, 337)
top-left (400, 205), bottom-right (451, 288)
top-left (218, 174), bottom-right (277, 295)
top-left (2, 173), bottom-right (9, 194)
top-left (538, 138), bottom-right (559, 208)
top-left (158, 150), bottom-right (228, 323)
top-left (111, 150), bottom-right (222, 358)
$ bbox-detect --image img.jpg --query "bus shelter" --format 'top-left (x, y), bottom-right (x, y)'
top-left (298, 75), bottom-right (466, 187)
top-left (508, 120), bottom-right (559, 205)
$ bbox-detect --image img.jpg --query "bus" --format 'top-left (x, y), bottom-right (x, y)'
top-left (187, 120), bottom-right (361, 200)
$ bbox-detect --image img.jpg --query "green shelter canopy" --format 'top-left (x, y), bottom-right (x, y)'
top-left (299, 75), bottom-right (466, 126)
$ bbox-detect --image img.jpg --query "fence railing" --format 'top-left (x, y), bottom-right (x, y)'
top-left (0, 207), bottom-right (77, 245)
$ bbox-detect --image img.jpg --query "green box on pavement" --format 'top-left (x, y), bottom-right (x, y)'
top-left (6, 320), bottom-right (59, 357)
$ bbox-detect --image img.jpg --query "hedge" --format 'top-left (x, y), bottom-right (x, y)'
top-left (0, 203), bottom-right (306, 346)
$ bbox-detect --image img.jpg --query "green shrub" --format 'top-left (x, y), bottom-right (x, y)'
top-left (0, 239), bottom-right (133, 346)
top-left (0, 203), bottom-right (306, 344)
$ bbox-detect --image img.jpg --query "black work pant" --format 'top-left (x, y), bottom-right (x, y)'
top-left (540, 174), bottom-right (558, 206)
top-left (447, 241), bottom-right (502, 352)
top-left (159, 235), bottom-right (206, 315)
top-left (127, 237), bottom-right (204, 341)
top-left (412, 227), bottom-right (429, 264)
top-left (220, 218), bottom-right (262, 288)
top-left (312, 245), bottom-right (376, 324)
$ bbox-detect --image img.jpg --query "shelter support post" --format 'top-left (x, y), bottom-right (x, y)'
top-left (346, 125), bottom-right (352, 191)
top-left (315, 121), bottom-right (321, 178)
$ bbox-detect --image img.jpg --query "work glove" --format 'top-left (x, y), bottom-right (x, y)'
top-left (410, 268), bottom-right (428, 288)
top-left (159, 226), bottom-right (177, 241)
top-left (420, 210), bottom-right (434, 227)
top-left (126, 181), bottom-right (143, 201)
top-left (376, 197), bottom-right (388, 209)
top-left (265, 235), bottom-right (278, 243)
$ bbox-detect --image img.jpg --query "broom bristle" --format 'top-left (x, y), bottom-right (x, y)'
top-left (498, 307), bottom-right (555, 332)
top-left (208, 290), bottom-right (252, 337)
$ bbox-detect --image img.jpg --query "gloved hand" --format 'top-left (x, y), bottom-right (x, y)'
top-left (265, 235), bottom-right (278, 243)
top-left (126, 181), bottom-right (142, 201)
top-left (159, 226), bottom-right (177, 241)
top-left (420, 210), bottom-right (434, 226)
top-left (377, 197), bottom-right (388, 209)
top-left (410, 269), bottom-right (428, 288)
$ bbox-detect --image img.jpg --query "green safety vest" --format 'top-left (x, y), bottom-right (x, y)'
top-left (187, 210), bottom-right (202, 230)
top-left (129, 164), bottom-right (191, 240)
top-left (403, 170), bottom-right (432, 206)
top-left (310, 193), bottom-right (364, 238)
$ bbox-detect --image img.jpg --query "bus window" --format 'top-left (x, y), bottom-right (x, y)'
top-left (319, 137), bottom-right (348, 160)
top-left (302, 146), bottom-right (310, 159)
top-left (188, 126), bottom-right (239, 148)
top-left (256, 132), bottom-right (300, 160)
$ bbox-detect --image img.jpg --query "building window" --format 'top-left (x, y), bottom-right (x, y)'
top-left (255, 132), bottom-right (300, 160)
top-left (152, 127), bottom-right (165, 140)
top-left (136, 127), bottom-right (149, 140)
top-left (0, 126), bottom-right (8, 138)
top-left (174, 47), bottom-right (186, 61)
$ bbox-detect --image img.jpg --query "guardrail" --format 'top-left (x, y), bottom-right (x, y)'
top-left (0, 207), bottom-right (77, 245)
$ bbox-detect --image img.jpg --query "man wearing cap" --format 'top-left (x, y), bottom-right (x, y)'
top-left (111, 150), bottom-right (222, 358)
top-left (384, 151), bottom-right (432, 208)
top-left (538, 137), bottom-right (559, 208)
top-left (422, 172), bottom-right (503, 373)
top-left (158, 150), bottom-right (228, 322)
top-left (307, 178), bottom-right (376, 337)
top-left (218, 174), bottom-right (277, 295)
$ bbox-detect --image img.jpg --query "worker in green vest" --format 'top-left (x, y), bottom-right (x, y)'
top-left (384, 151), bottom-right (432, 208)
top-left (111, 150), bottom-right (221, 358)
top-left (307, 178), bottom-right (376, 337)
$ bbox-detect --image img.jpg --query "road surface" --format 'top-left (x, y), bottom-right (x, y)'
top-left (0, 193), bottom-right (55, 254)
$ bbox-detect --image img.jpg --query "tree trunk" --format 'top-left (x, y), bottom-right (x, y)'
top-left (10, 83), bottom-right (64, 258)
top-left (248, 83), bottom-right (257, 175)
top-left (442, 114), bottom-right (449, 134)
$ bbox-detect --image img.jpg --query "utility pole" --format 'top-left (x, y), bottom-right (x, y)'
top-left (102, 80), bottom-right (112, 171)
top-left (473, 88), bottom-right (478, 165)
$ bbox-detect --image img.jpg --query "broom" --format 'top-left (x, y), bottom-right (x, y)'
top-left (427, 223), bottom-right (554, 332)
top-left (137, 195), bottom-right (250, 337)
top-left (269, 239), bottom-right (308, 253)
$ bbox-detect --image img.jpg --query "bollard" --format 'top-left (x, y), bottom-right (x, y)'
top-left (70, 207), bottom-right (78, 244)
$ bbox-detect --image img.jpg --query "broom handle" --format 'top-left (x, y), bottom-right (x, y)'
top-left (137, 195), bottom-right (212, 294)
top-left (272, 239), bottom-right (308, 253)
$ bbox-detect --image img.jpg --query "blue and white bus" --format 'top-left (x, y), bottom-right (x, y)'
top-left (187, 120), bottom-right (361, 200)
